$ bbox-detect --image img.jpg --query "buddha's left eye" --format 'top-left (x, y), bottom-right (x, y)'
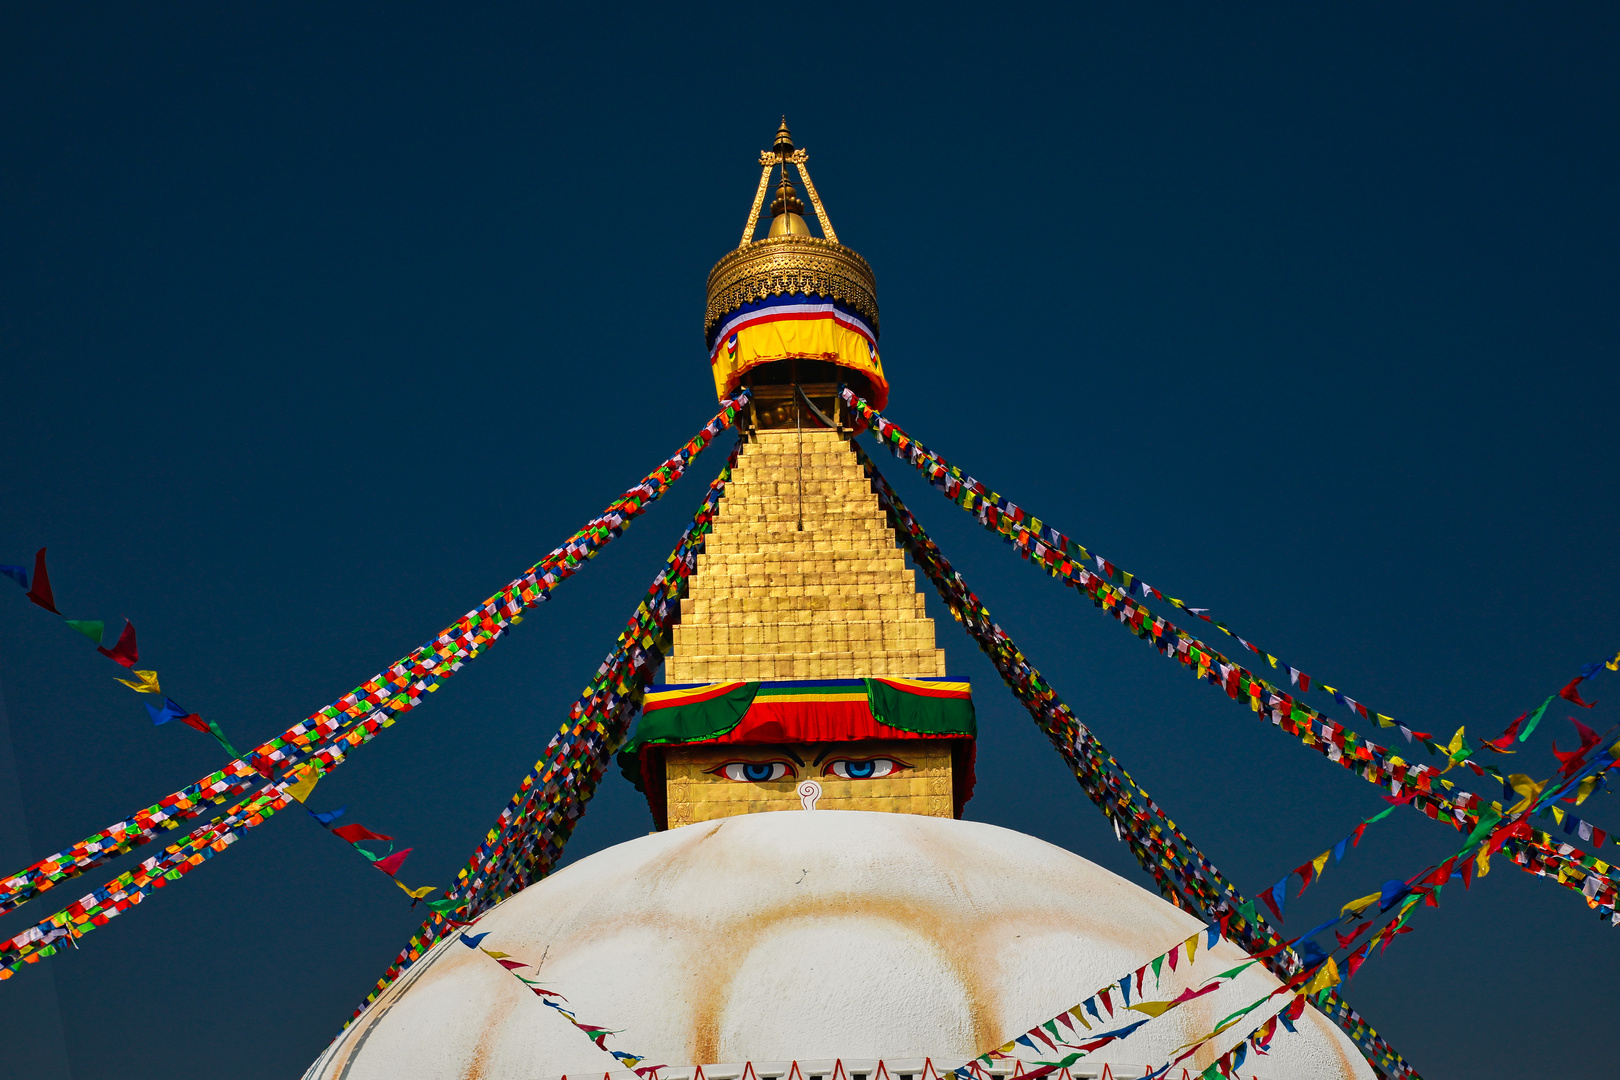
top-left (708, 760), bottom-right (796, 782)
top-left (823, 757), bottom-right (908, 780)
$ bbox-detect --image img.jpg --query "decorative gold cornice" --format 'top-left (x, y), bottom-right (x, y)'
top-left (705, 235), bottom-right (879, 339)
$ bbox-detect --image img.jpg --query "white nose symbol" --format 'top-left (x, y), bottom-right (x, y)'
top-left (798, 780), bottom-right (822, 811)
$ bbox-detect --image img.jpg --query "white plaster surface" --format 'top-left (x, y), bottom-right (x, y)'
top-left (304, 812), bottom-right (1374, 1080)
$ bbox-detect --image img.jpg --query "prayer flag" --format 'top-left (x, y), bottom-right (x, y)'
top-left (310, 805), bottom-right (346, 825)
top-left (144, 696), bottom-right (191, 725)
top-left (332, 824), bottom-right (394, 844)
top-left (459, 932), bottom-right (490, 948)
top-left (283, 768), bottom-right (319, 803)
top-left (0, 564), bottom-right (26, 589)
top-left (1519, 695), bottom-right (1555, 741)
top-left (1303, 957), bottom-right (1340, 995)
top-left (394, 880), bottom-right (436, 900)
top-left (65, 619), bottom-right (104, 643)
top-left (372, 848), bottom-right (412, 876)
top-left (25, 549), bottom-right (57, 613)
top-left (1559, 677), bottom-right (1597, 709)
top-left (97, 620), bottom-right (138, 667)
top-left (114, 670), bottom-right (161, 694)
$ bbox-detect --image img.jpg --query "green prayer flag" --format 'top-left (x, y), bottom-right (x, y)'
top-left (205, 719), bottom-right (240, 759)
top-left (1519, 695), bottom-right (1555, 741)
top-left (65, 619), bottom-right (105, 643)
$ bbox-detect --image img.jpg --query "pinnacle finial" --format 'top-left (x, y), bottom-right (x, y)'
top-left (774, 117), bottom-right (794, 157)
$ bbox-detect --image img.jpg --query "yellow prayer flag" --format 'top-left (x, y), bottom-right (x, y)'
top-left (1304, 957), bottom-right (1340, 995)
top-left (1266, 654), bottom-right (1278, 668)
top-left (1311, 852), bottom-right (1331, 878)
top-left (1551, 806), bottom-right (1566, 826)
top-left (481, 949), bottom-right (511, 960)
top-left (1376, 714), bottom-right (1396, 728)
top-left (1067, 1007), bottom-right (1091, 1030)
top-left (1341, 893), bottom-right (1379, 918)
top-left (1128, 1000), bottom-right (1176, 1017)
top-left (1506, 774), bottom-right (1545, 815)
top-left (1184, 933), bottom-right (1198, 965)
top-left (283, 768), bottom-right (319, 804)
top-left (394, 880), bottom-right (436, 900)
top-left (1446, 726), bottom-right (1466, 756)
top-left (115, 670), bottom-right (161, 694)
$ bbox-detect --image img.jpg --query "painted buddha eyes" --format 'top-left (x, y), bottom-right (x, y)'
top-left (709, 760), bottom-right (796, 782)
top-left (823, 757), bottom-right (908, 780)
top-left (705, 756), bottom-right (911, 783)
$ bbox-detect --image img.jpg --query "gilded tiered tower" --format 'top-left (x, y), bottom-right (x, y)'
top-left (620, 120), bottom-right (975, 830)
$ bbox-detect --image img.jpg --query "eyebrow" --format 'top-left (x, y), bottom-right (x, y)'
top-left (781, 747), bottom-right (806, 767)
top-left (811, 743), bottom-right (834, 766)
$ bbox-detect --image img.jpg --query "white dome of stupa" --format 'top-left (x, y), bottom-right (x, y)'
top-left (304, 812), bottom-right (1373, 1080)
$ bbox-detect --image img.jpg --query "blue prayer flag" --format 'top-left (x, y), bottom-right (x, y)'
top-left (309, 806), bottom-right (347, 826)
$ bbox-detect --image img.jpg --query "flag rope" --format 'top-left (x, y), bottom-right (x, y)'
top-left (840, 390), bottom-right (1620, 921)
top-left (343, 443), bottom-right (739, 1023)
top-left (0, 393), bottom-right (749, 969)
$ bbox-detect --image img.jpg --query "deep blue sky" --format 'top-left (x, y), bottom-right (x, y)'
top-left (2, 5), bottom-right (1616, 1079)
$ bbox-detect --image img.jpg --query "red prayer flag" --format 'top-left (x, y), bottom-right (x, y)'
top-left (1481, 713), bottom-right (1525, 753)
top-left (176, 713), bottom-right (211, 735)
top-left (1294, 862), bottom-right (1315, 896)
top-left (331, 824), bottom-right (394, 844)
top-left (1559, 677), bottom-right (1597, 709)
top-left (96, 620), bottom-right (138, 668)
top-left (372, 848), bottom-right (412, 876)
top-left (25, 548), bottom-right (58, 613)
top-left (496, 959), bottom-right (528, 970)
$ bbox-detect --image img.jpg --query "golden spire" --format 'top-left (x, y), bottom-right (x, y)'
top-left (738, 116), bottom-right (837, 245)
top-left (706, 119), bottom-right (882, 406)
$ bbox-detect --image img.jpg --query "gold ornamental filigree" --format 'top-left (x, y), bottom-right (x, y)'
top-left (705, 235), bottom-right (878, 339)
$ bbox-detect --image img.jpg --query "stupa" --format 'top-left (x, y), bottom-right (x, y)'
top-left (302, 122), bottom-right (1374, 1080)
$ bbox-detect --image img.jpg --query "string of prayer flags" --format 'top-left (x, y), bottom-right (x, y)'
top-left (851, 445), bottom-right (1419, 1080)
top-left (0, 394), bottom-right (750, 942)
top-left (840, 387), bottom-right (1618, 773)
top-left (8, 549), bottom-right (142, 668)
top-left (1167, 768), bottom-right (1609, 1080)
top-left (1, 779), bottom-right (297, 979)
top-left (471, 936), bottom-right (661, 1074)
top-left (954, 928), bottom-right (1225, 1078)
top-left (7, 548), bottom-right (259, 762)
top-left (351, 442), bottom-right (747, 1023)
top-left (1261, 800), bottom-right (1409, 916)
top-left (866, 425), bottom-right (1612, 918)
